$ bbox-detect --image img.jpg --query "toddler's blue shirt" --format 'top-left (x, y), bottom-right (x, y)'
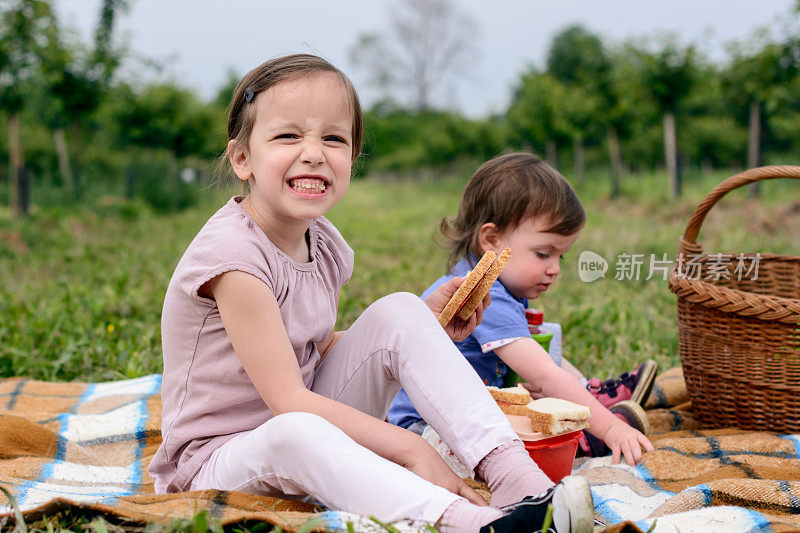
top-left (387, 256), bottom-right (531, 429)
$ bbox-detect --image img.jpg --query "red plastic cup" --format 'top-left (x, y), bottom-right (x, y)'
top-left (522, 430), bottom-right (582, 483)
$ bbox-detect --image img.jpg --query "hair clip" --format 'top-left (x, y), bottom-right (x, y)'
top-left (244, 86), bottom-right (255, 103)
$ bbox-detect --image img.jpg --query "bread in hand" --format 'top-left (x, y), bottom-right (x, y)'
top-left (457, 247), bottom-right (512, 321)
top-left (437, 251), bottom-right (496, 327)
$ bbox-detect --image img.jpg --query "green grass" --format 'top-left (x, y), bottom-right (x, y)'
top-left (0, 167), bottom-right (798, 530)
top-left (1, 168), bottom-right (798, 381)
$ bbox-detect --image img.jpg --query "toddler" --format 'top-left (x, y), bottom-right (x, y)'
top-left (388, 153), bottom-right (655, 466)
top-left (147, 56), bottom-right (594, 532)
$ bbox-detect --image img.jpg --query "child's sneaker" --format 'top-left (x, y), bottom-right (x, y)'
top-left (585, 359), bottom-right (658, 409)
top-left (480, 475), bottom-right (594, 532)
top-left (578, 400), bottom-right (650, 457)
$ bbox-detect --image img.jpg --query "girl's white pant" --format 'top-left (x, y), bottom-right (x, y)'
top-left (190, 292), bottom-right (520, 524)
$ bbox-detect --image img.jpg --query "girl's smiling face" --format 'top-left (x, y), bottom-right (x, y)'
top-left (229, 73), bottom-right (354, 227)
top-left (482, 216), bottom-right (580, 300)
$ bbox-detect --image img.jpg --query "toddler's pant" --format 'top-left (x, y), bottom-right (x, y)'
top-left (190, 292), bottom-right (522, 524)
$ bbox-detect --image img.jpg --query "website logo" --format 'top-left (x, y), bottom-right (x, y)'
top-left (578, 250), bottom-right (608, 282)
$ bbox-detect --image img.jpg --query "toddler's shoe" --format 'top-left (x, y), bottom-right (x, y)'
top-left (480, 475), bottom-right (594, 532)
top-left (578, 400), bottom-right (650, 458)
top-left (585, 359), bottom-right (658, 409)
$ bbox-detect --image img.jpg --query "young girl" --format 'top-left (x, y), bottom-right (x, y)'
top-left (147, 56), bottom-right (595, 533)
top-left (388, 153), bottom-right (655, 466)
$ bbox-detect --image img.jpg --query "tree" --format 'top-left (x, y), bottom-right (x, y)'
top-left (50, 0), bottom-right (128, 197)
top-left (0, 0), bottom-right (54, 216)
top-left (546, 25), bottom-right (622, 195)
top-left (35, 20), bottom-right (73, 191)
top-left (349, 0), bottom-right (478, 112)
top-left (560, 84), bottom-right (601, 185)
top-left (111, 82), bottom-right (217, 209)
top-left (506, 70), bottom-right (572, 166)
top-left (547, 25), bottom-right (610, 86)
top-left (639, 38), bottom-right (697, 198)
top-left (722, 31), bottom-right (798, 195)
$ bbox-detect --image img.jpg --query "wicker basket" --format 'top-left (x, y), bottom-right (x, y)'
top-left (668, 166), bottom-right (800, 432)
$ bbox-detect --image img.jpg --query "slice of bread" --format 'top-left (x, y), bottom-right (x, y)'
top-left (437, 251), bottom-right (496, 327)
top-left (457, 247), bottom-right (512, 321)
top-left (497, 402), bottom-right (531, 416)
top-left (526, 397), bottom-right (591, 435)
top-left (487, 384), bottom-right (530, 405)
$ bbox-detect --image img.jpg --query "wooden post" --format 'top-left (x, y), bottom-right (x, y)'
top-left (545, 141), bottom-right (557, 168)
top-left (663, 112), bottom-right (680, 198)
top-left (701, 159), bottom-right (713, 176)
top-left (53, 128), bottom-right (74, 194)
top-left (573, 137), bottom-right (585, 186)
top-left (71, 122), bottom-right (83, 198)
top-left (607, 126), bottom-right (622, 198)
top-left (747, 101), bottom-right (761, 198)
top-left (18, 166), bottom-right (29, 216)
top-left (8, 114), bottom-right (21, 214)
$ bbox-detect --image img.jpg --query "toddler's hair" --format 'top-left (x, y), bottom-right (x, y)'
top-left (219, 54), bottom-right (363, 183)
top-left (441, 153), bottom-right (586, 271)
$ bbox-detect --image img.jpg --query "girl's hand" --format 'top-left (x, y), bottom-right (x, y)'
top-left (402, 437), bottom-right (488, 507)
top-left (603, 421), bottom-right (655, 466)
top-left (423, 276), bottom-right (491, 342)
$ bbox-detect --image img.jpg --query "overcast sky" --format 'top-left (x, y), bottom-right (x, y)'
top-left (54, 0), bottom-right (798, 117)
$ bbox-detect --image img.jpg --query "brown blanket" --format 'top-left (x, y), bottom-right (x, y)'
top-left (1, 370), bottom-right (799, 531)
top-left (582, 367), bottom-right (800, 532)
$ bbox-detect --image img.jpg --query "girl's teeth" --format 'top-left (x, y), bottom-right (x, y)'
top-left (291, 180), bottom-right (326, 192)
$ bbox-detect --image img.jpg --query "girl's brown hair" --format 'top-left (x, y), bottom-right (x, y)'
top-left (220, 54), bottom-right (363, 183)
top-left (441, 152), bottom-right (586, 271)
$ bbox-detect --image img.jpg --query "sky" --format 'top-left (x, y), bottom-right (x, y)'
top-left (54, 0), bottom-right (798, 118)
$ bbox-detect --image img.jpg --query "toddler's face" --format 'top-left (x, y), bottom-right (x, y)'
top-left (232, 73), bottom-right (354, 224)
top-left (491, 217), bottom-right (580, 300)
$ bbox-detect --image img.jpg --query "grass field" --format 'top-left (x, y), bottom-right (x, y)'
top-left (1, 167), bottom-right (798, 383)
top-left (0, 167), bottom-right (798, 530)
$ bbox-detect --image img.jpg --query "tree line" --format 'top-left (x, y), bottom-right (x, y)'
top-left (2, 0), bottom-right (800, 216)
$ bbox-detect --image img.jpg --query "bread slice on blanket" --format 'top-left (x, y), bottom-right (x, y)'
top-left (487, 384), bottom-right (531, 416)
top-left (526, 397), bottom-right (591, 435)
top-left (437, 251), bottom-right (496, 327)
top-left (457, 247), bottom-right (512, 321)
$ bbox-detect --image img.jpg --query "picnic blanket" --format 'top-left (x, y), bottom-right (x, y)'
top-left (1, 369), bottom-right (799, 532)
top-left (583, 367), bottom-right (800, 532)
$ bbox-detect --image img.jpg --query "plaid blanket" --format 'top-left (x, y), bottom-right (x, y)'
top-left (583, 367), bottom-right (800, 532)
top-left (1, 370), bottom-right (799, 532)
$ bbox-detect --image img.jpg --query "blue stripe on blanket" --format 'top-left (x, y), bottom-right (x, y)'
top-left (11, 375), bottom-right (162, 511)
top-left (781, 435), bottom-right (800, 457)
top-left (14, 389), bottom-right (82, 509)
top-left (634, 462), bottom-right (661, 487)
top-left (658, 445), bottom-right (799, 460)
top-left (744, 508), bottom-right (772, 531)
top-left (694, 483), bottom-right (713, 505)
top-left (591, 485), bottom-right (625, 524)
top-left (320, 511), bottom-right (345, 530)
top-left (75, 383), bottom-right (95, 413)
top-left (634, 517), bottom-right (651, 531)
top-left (591, 461), bottom-right (678, 528)
top-left (131, 375), bottom-right (160, 487)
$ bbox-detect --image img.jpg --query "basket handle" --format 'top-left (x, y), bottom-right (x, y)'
top-left (679, 165), bottom-right (800, 255)
top-left (670, 165), bottom-right (800, 324)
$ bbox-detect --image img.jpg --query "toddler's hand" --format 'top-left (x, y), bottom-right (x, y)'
top-left (603, 421), bottom-right (654, 466)
top-left (423, 276), bottom-right (491, 342)
top-left (519, 381), bottom-right (544, 399)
